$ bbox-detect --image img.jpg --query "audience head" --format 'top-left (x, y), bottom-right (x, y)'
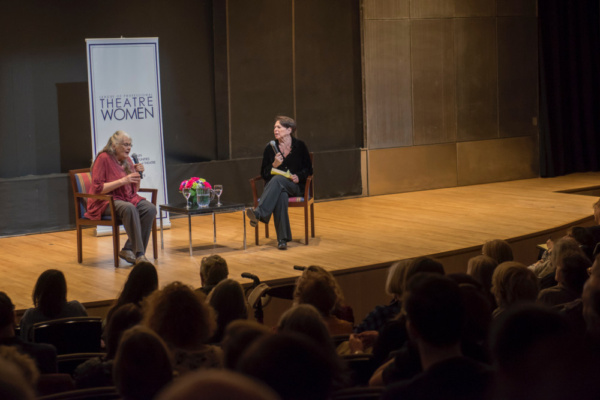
top-left (200, 255), bottom-right (229, 288)
top-left (404, 273), bottom-right (464, 347)
top-left (566, 227), bottom-right (595, 259)
top-left (551, 236), bottom-right (586, 268)
top-left (304, 266), bottom-right (347, 308)
top-left (467, 255), bottom-right (498, 293)
top-left (119, 262), bottom-right (158, 305)
top-left (221, 320), bottom-right (272, 370)
top-left (207, 279), bottom-right (248, 343)
top-left (32, 269), bottom-right (67, 317)
top-left (156, 369), bottom-right (280, 400)
top-left (457, 283), bottom-right (492, 348)
top-left (277, 304), bottom-right (333, 351)
top-left (0, 358), bottom-right (35, 400)
top-left (237, 332), bottom-right (336, 400)
top-left (0, 347), bottom-right (39, 388)
top-left (491, 262), bottom-right (539, 311)
top-left (403, 256), bottom-right (445, 292)
top-left (105, 303), bottom-right (143, 359)
top-left (0, 292), bottom-right (15, 333)
top-left (490, 305), bottom-right (582, 400)
top-left (293, 273), bottom-right (337, 318)
top-left (583, 270), bottom-right (600, 334)
top-left (385, 260), bottom-right (410, 298)
top-left (555, 254), bottom-right (590, 295)
top-left (144, 281), bottom-right (216, 349)
top-left (482, 239), bottom-right (514, 264)
top-left (113, 326), bottom-right (173, 400)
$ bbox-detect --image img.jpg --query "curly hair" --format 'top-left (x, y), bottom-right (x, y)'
top-left (143, 282), bottom-right (216, 349)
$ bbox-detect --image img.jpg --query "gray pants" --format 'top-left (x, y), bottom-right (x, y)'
top-left (104, 200), bottom-right (156, 256)
top-left (256, 175), bottom-right (302, 242)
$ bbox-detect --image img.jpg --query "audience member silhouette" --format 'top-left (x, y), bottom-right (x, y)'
top-left (143, 281), bottom-right (222, 375)
top-left (74, 303), bottom-right (143, 388)
top-left (0, 346), bottom-right (39, 389)
top-left (0, 292), bottom-right (56, 374)
top-left (301, 266), bottom-right (354, 323)
top-left (491, 262), bottom-right (539, 318)
top-left (237, 332), bottom-right (338, 400)
top-left (105, 261), bottom-right (157, 324)
top-left (113, 325), bottom-right (173, 400)
top-left (467, 254), bottom-right (498, 307)
top-left (221, 320), bottom-right (271, 370)
top-left (354, 261), bottom-right (407, 334)
top-left (0, 358), bottom-right (36, 400)
top-left (381, 273), bottom-right (492, 400)
top-left (490, 305), bottom-right (593, 400)
top-left (19, 269), bottom-right (87, 341)
top-left (206, 279), bottom-right (248, 343)
top-left (538, 254), bottom-right (590, 307)
top-left (197, 255), bottom-right (229, 295)
top-left (156, 369), bottom-right (280, 400)
top-left (482, 239), bottom-right (513, 264)
top-left (293, 273), bottom-right (352, 335)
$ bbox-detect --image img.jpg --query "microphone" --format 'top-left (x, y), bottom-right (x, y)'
top-left (269, 140), bottom-right (280, 155)
top-left (293, 265), bottom-right (306, 271)
top-left (131, 153), bottom-right (143, 179)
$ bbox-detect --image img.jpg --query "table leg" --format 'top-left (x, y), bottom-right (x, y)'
top-left (160, 207), bottom-right (164, 249)
top-left (188, 214), bottom-right (193, 256)
top-left (243, 209), bottom-right (246, 250)
top-left (213, 212), bottom-right (216, 244)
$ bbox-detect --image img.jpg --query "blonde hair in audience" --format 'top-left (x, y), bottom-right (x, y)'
top-left (0, 346), bottom-right (39, 387)
top-left (492, 261), bottom-right (539, 308)
top-left (482, 239), bottom-right (514, 264)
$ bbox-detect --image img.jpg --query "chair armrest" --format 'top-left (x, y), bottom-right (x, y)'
top-left (74, 192), bottom-right (113, 202)
top-left (249, 176), bottom-right (263, 206)
top-left (138, 188), bottom-right (158, 205)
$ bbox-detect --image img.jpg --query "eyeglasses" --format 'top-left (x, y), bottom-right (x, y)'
top-left (121, 142), bottom-right (133, 148)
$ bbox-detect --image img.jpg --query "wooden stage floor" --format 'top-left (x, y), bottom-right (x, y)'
top-left (2, 172), bottom-right (600, 312)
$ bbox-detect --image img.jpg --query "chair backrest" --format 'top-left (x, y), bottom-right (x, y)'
top-left (69, 168), bottom-right (92, 218)
top-left (57, 353), bottom-right (107, 376)
top-left (38, 386), bottom-right (119, 400)
top-left (33, 317), bottom-right (103, 355)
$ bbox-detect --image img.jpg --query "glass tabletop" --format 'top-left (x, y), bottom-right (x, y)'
top-left (159, 201), bottom-right (246, 215)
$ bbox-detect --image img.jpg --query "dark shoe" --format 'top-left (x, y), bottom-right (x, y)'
top-left (135, 255), bottom-right (150, 264)
top-left (119, 249), bottom-right (136, 264)
top-left (246, 208), bottom-right (259, 228)
top-left (278, 240), bottom-right (287, 250)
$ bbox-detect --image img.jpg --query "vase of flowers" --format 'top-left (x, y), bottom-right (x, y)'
top-left (179, 177), bottom-right (212, 207)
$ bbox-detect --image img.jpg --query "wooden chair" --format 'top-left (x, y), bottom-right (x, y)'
top-left (69, 168), bottom-right (158, 267)
top-left (249, 153), bottom-right (315, 245)
top-left (33, 317), bottom-right (103, 355)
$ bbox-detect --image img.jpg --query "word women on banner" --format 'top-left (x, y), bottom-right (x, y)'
top-left (99, 94), bottom-right (154, 121)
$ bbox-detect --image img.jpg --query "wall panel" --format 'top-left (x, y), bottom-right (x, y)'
top-left (498, 17), bottom-right (538, 138)
top-left (455, 18), bottom-right (498, 141)
top-left (457, 136), bottom-right (539, 186)
top-left (295, 0), bottom-right (363, 151)
top-left (412, 19), bottom-right (456, 145)
top-left (497, 0), bottom-right (537, 16)
top-left (363, 0), bottom-right (409, 19)
top-left (365, 20), bottom-right (412, 149)
top-left (411, 0), bottom-right (455, 18)
top-left (368, 144), bottom-right (457, 195)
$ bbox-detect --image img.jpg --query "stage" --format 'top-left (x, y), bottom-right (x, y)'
top-left (2, 172), bottom-right (599, 322)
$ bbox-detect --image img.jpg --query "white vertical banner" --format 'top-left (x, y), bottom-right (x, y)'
top-left (86, 38), bottom-right (169, 233)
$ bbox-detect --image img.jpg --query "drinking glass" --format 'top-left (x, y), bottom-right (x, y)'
top-left (182, 188), bottom-right (192, 208)
top-left (214, 184), bottom-right (223, 206)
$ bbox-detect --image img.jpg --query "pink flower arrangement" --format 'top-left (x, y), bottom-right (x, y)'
top-left (179, 177), bottom-right (212, 192)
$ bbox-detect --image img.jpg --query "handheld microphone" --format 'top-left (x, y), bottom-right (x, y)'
top-left (131, 153), bottom-right (143, 179)
top-left (269, 140), bottom-right (280, 155)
